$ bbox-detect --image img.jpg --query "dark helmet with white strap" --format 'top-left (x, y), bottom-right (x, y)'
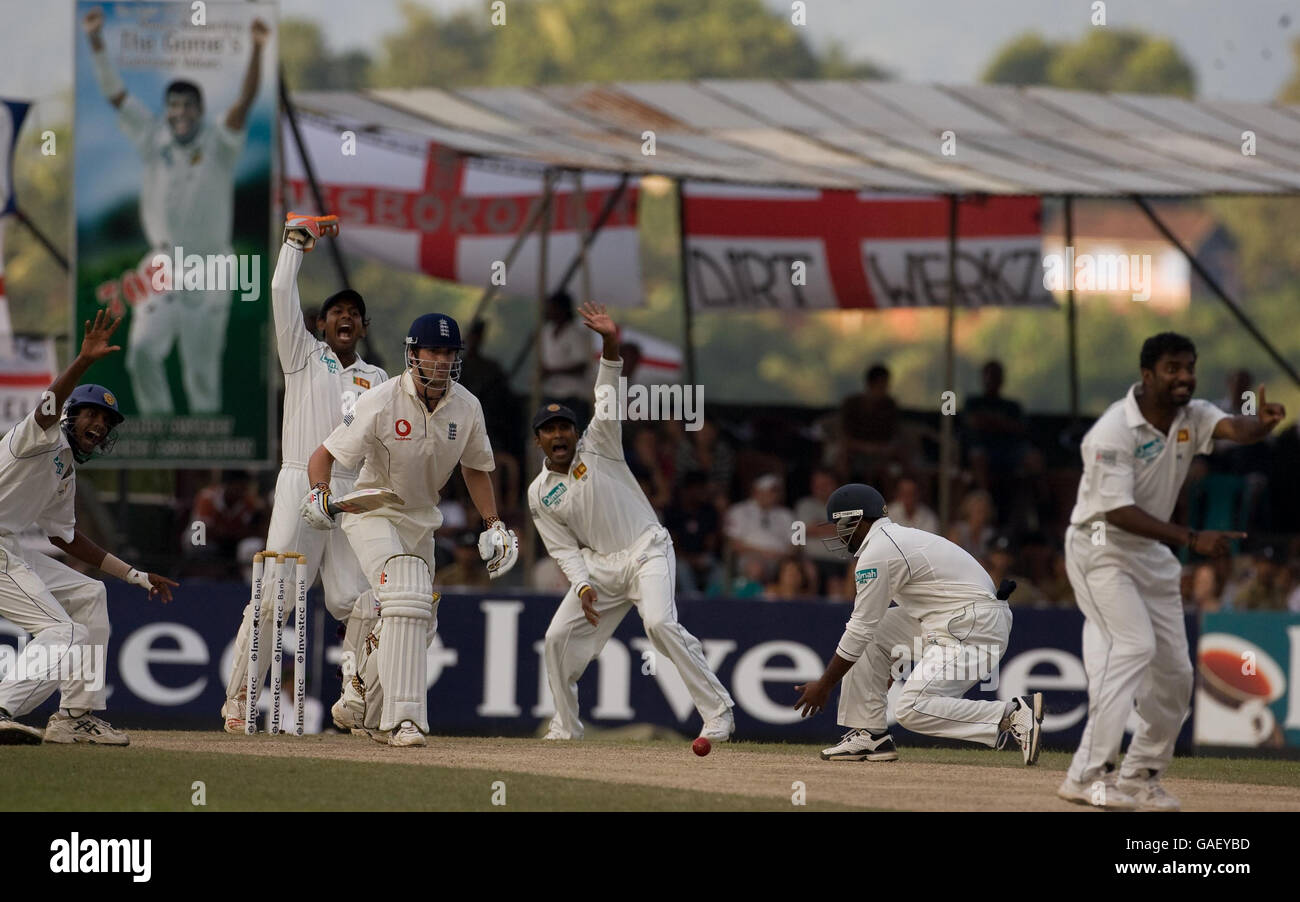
top-left (823, 483), bottom-right (888, 556)
top-left (62, 383), bottom-right (125, 463)
top-left (405, 313), bottom-right (465, 400)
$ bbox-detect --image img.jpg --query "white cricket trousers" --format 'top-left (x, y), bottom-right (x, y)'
top-left (125, 253), bottom-right (232, 416)
top-left (840, 602), bottom-right (1012, 747)
top-left (1065, 525), bottom-right (1192, 783)
top-left (544, 525), bottom-right (734, 739)
top-left (341, 513), bottom-right (438, 732)
top-left (224, 465), bottom-right (371, 702)
top-left (0, 536), bottom-right (109, 716)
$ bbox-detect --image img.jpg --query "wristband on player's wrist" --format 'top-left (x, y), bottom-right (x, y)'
top-left (312, 482), bottom-right (330, 493)
top-left (483, 516), bottom-right (500, 528)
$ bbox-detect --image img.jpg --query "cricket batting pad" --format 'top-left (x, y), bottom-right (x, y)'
top-left (375, 555), bottom-right (433, 733)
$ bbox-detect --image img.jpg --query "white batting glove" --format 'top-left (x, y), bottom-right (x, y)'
top-left (300, 486), bottom-right (337, 531)
top-left (478, 521), bottom-right (519, 580)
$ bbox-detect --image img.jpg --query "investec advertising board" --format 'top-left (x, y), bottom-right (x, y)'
top-left (0, 583), bottom-right (1198, 750)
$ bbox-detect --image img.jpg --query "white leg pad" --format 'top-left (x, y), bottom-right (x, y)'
top-left (374, 555), bottom-right (433, 733)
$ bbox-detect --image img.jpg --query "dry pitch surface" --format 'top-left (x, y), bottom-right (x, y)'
top-left (5, 730), bottom-right (1299, 811)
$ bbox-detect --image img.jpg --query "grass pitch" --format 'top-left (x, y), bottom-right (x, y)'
top-left (3, 732), bottom-right (1296, 812)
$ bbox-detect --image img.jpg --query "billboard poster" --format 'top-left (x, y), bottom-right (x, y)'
top-left (73, 1), bottom-right (276, 465)
top-left (1195, 612), bottom-right (1300, 750)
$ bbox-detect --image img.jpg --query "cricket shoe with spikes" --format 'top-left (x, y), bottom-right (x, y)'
top-left (0, 710), bottom-right (44, 745)
top-left (221, 691), bottom-right (249, 734)
top-left (699, 709), bottom-right (735, 743)
top-left (283, 212), bottom-right (339, 252)
top-left (820, 728), bottom-right (898, 762)
top-left (1056, 774), bottom-right (1139, 810)
top-left (1117, 769), bottom-right (1182, 811)
top-left (44, 710), bottom-right (129, 746)
top-left (389, 720), bottom-right (426, 748)
top-left (999, 692), bottom-right (1044, 765)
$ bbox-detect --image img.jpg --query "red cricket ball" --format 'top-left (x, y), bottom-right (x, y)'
top-left (692, 737), bottom-right (711, 757)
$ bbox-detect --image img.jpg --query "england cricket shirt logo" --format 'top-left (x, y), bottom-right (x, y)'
top-left (438, 318), bottom-right (450, 337)
top-left (447, 422), bottom-right (457, 440)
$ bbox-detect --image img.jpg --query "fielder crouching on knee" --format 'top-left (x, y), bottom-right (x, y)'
top-left (301, 312), bottom-right (518, 748)
top-left (529, 302), bottom-right (735, 742)
top-left (793, 483), bottom-right (1043, 765)
top-left (0, 311), bottom-right (178, 746)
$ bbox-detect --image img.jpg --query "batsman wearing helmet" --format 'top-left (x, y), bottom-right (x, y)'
top-left (793, 483), bottom-right (1043, 764)
top-left (303, 312), bottom-right (518, 747)
top-left (220, 213), bottom-right (387, 734)
top-left (0, 311), bottom-right (177, 746)
top-left (530, 303), bottom-right (735, 742)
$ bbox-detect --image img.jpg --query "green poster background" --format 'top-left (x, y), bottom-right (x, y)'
top-left (73, 1), bottom-right (276, 466)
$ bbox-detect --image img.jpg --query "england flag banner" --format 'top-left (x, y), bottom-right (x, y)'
top-left (681, 183), bottom-right (1051, 310)
top-left (284, 113), bottom-right (643, 305)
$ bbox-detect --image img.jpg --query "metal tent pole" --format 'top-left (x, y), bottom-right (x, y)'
top-left (939, 194), bottom-right (959, 529)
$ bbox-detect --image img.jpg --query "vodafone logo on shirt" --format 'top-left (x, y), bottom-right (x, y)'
top-left (395, 419), bottom-right (412, 439)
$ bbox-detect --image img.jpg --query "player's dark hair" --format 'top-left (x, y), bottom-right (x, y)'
top-left (1140, 332), bottom-right (1197, 371)
top-left (865, 363), bottom-right (890, 385)
top-left (164, 79), bottom-right (203, 107)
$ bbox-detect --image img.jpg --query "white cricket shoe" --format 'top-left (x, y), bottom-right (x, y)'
top-left (388, 720), bottom-right (426, 748)
top-left (330, 697), bottom-right (362, 732)
top-left (1056, 775), bottom-right (1139, 810)
top-left (0, 711), bottom-right (44, 745)
top-left (699, 709), bottom-right (735, 743)
top-left (820, 728), bottom-right (898, 762)
top-left (44, 710), bottom-right (129, 746)
top-left (1117, 770), bottom-right (1181, 811)
top-left (221, 692), bottom-right (249, 734)
top-left (543, 728), bottom-right (574, 740)
top-left (1003, 693), bottom-right (1044, 765)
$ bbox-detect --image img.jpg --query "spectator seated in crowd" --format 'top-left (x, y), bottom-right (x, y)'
top-left (983, 535), bottom-right (1047, 607)
top-left (665, 470), bottom-right (724, 596)
top-left (947, 488), bottom-right (996, 561)
top-left (889, 475), bottom-right (939, 534)
top-left (539, 289), bottom-right (593, 425)
top-left (837, 363), bottom-right (902, 484)
top-left (674, 418), bottom-right (735, 501)
top-left (728, 556), bottom-right (767, 599)
top-left (440, 530), bottom-right (493, 589)
top-left (458, 318), bottom-right (521, 518)
top-left (793, 466), bottom-right (845, 592)
top-left (724, 472), bottom-right (795, 581)
top-left (183, 469), bottom-right (267, 576)
top-left (764, 555), bottom-right (819, 601)
top-left (1227, 544), bottom-right (1290, 611)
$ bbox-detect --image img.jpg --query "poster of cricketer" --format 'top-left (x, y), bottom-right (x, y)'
top-left (73, 1), bottom-right (276, 465)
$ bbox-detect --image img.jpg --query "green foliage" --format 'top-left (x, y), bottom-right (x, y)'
top-left (279, 19), bottom-right (372, 91)
top-left (982, 28), bottom-right (1195, 97)
top-left (982, 32), bottom-right (1057, 86)
top-left (6, 114), bottom-right (71, 343)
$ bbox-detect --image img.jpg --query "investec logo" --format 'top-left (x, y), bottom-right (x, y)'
top-left (49, 833), bottom-right (152, 883)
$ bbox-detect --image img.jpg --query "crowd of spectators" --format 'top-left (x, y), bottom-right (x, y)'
top-left (162, 350), bottom-right (1300, 614)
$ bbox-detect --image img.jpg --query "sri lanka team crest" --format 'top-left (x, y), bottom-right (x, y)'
top-left (102, 391), bottom-right (116, 406)
top-left (573, 463), bottom-right (587, 480)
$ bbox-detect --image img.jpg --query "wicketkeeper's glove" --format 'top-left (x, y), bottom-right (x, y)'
top-left (301, 485), bottom-right (338, 530)
top-left (283, 212), bottom-right (339, 252)
top-left (478, 520), bottom-right (520, 580)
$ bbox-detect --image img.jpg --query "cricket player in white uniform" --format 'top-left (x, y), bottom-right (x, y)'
top-left (794, 483), bottom-right (1044, 763)
top-left (220, 214), bottom-right (387, 733)
top-left (1057, 333), bottom-right (1283, 811)
top-left (530, 303), bottom-right (735, 742)
top-left (83, 9), bottom-right (268, 415)
top-left (302, 312), bottom-right (519, 747)
top-left (0, 312), bottom-right (178, 745)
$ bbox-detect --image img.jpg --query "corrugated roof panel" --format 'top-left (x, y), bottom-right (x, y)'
top-left (941, 85), bottom-right (1093, 133)
top-left (1025, 87), bottom-right (1165, 134)
top-left (366, 88), bottom-right (523, 134)
top-left (858, 83), bottom-right (1013, 134)
top-left (697, 80), bottom-right (846, 130)
top-left (1196, 101), bottom-right (1300, 147)
top-left (781, 81), bottom-right (924, 134)
top-left (613, 82), bottom-right (767, 129)
top-left (455, 86), bottom-right (609, 133)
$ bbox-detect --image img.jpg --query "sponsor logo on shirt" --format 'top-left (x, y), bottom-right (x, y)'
top-left (1177, 428), bottom-right (1189, 442)
top-left (323, 356), bottom-right (339, 374)
top-left (1134, 437), bottom-right (1164, 462)
top-left (53, 454), bottom-right (65, 477)
top-left (447, 422), bottom-right (457, 441)
top-left (395, 419), bottom-right (412, 439)
top-left (1095, 450), bottom-right (1117, 465)
top-left (353, 376), bottom-right (370, 389)
top-left (542, 483), bottom-right (567, 508)
top-left (855, 567), bottom-right (877, 585)
top-left (343, 411), bottom-right (354, 427)
top-left (572, 462), bottom-right (587, 480)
